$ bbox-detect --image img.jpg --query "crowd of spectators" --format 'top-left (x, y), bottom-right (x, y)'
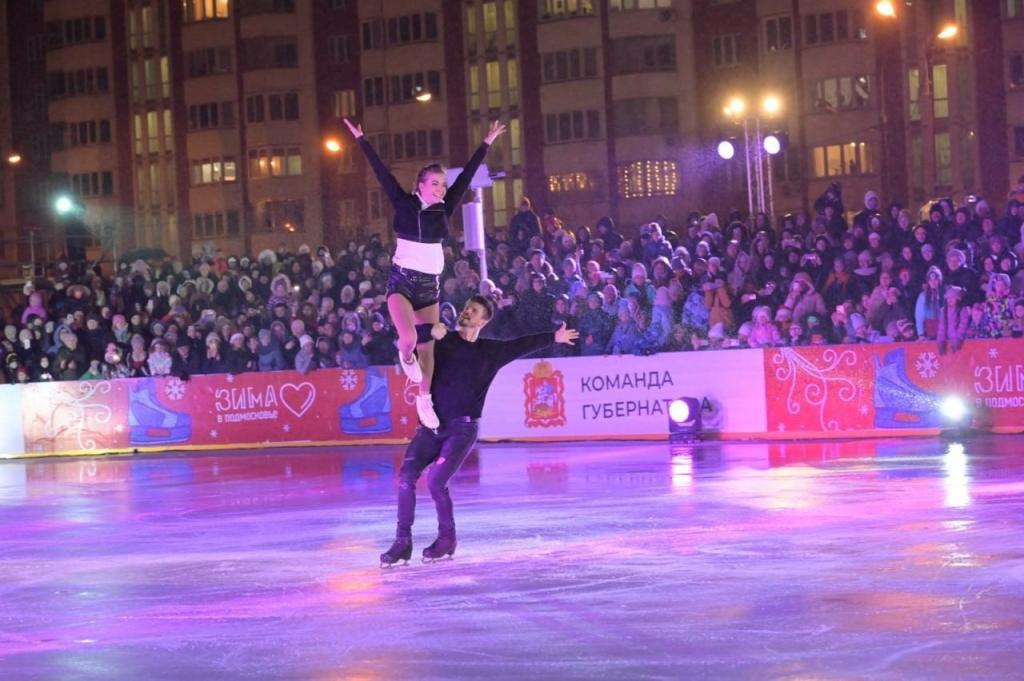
top-left (3, 175), bottom-right (1024, 384)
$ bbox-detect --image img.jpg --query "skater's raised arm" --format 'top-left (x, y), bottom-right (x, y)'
top-left (345, 118), bottom-right (404, 203)
top-left (492, 323), bottom-right (577, 367)
top-left (444, 121), bottom-right (507, 216)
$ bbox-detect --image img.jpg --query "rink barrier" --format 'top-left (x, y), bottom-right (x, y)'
top-left (2, 338), bottom-right (1022, 458)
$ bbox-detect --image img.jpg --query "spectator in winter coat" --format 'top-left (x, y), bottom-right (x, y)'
top-left (648, 287), bottom-right (674, 349)
top-left (256, 329), bottom-right (287, 372)
top-left (294, 335), bottom-right (316, 374)
top-left (624, 263), bottom-right (656, 310)
top-left (335, 330), bottom-right (369, 369)
top-left (200, 333), bottom-right (227, 375)
top-left (915, 266), bottom-right (944, 339)
top-left (747, 306), bottom-right (783, 348)
top-left (937, 286), bottom-right (970, 354)
top-left (607, 302), bottom-right (640, 355)
top-left (21, 291), bottom-right (48, 325)
top-left (577, 293), bottom-right (613, 356)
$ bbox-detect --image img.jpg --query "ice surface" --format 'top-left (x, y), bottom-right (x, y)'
top-left (1, 436), bottom-right (1023, 680)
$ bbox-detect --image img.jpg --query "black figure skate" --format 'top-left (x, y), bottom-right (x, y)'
top-left (380, 537), bottom-right (413, 568)
top-left (421, 534), bottom-right (457, 563)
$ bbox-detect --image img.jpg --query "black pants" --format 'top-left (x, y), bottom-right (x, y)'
top-left (396, 420), bottom-right (479, 538)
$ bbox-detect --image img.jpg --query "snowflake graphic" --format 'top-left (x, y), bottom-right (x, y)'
top-left (339, 370), bottom-right (359, 391)
top-left (989, 347), bottom-right (999, 359)
top-left (777, 423), bottom-right (786, 432)
top-left (209, 429), bottom-right (219, 438)
top-left (226, 374), bottom-right (235, 383)
top-left (859, 404), bottom-right (869, 415)
top-left (164, 378), bottom-right (187, 401)
top-left (399, 415), bottom-right (409, 426)
top-left (114, 424), bottom-right (125, 433)
top-left (282, 424), bottom-right (291, 433)
top-left (915, 351), bottom-right (940, 379)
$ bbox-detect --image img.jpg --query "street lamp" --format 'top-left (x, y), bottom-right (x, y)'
top-left (323, 137), bottom-right (342, 154)
top-left (721, 94), bottom-right (784, 220)
top-left (6, 153), bottom-right (21, 166)
top-left (413, 86), bottom-right (432, 103)
top-left (54, 195), bottom-right (76, 216)
top-left (936, 24), bottom-right (958, 42)
top-left (874, 1), bottom-right (896, 18)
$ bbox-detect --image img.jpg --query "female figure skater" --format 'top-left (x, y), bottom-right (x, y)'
top-left (343, 118), bottom-right (506, 428)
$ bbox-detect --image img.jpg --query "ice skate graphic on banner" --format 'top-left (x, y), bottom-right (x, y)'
top-left (523, 360), bottom-right (566, 428)
top-left (129, 378), bottom-right (193, 446)
top-left (339, 366), bottom-right (392, 435)
top-left (872, 348), bottom-right (943, 428)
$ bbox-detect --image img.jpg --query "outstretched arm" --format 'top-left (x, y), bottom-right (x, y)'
top-left (345, 118), bottom-right (404, 203)
top-left (493, 323), bottom-right (577, 367)
top-left (444, 121), bottom-right (507, 215)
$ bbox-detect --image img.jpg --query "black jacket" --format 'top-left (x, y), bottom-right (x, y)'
top-left (358, 137), bottom-right (490, 244)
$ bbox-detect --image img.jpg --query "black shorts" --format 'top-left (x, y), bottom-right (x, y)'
top-left (387, 265), bottom-right (440, 311)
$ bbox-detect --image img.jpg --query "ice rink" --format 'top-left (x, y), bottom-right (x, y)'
top-left (2, 435), bottom-right (1023, 680)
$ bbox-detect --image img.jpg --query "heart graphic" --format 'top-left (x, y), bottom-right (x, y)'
top-left (280, 382), bottom-right (316, 418)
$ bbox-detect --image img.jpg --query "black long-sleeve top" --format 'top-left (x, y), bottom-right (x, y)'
top-left (416, 324), bottom-right (554, 422)
top-left (358, 137), bottom-right (490, 244)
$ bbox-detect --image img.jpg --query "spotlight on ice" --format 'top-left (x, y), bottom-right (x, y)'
top-left (940, 396), bottom-right (968, 423)
top-left (668, 397), bottom-right (702, 443)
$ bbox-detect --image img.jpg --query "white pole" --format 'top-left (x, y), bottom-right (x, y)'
top-left (743, 118), bottom-right (754, 221)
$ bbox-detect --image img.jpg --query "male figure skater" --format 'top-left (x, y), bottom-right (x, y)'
top-left (380, 295), bottom-right (579, 566)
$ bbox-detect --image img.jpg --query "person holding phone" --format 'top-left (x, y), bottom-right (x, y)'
top-left (344, 117), bottom-right (506, 429)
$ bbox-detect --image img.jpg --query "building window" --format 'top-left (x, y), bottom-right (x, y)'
top-left (908, 68), bottom-right (921, 121)
top-left (257, 200), bottom-right (304, 233)
top-left (712, 34), bottom-right (741, 68)
top-left (363, 76), bottom-right (385, 107)
top-left (1011, 55), bottom-right (1024, 87)
top-left (610, 0), bottom-right (672, 8)
top-left (764, 15), bottom-right (793, 52)
top-left (389, 13), bottom-right (439, 46)
top-left (935, 133), bottom-right (952, 186)
top-left (1007, 0), bottom-right (1024, 18)
top-left (328, 34), bottom-right (356, 64)
top-left (66, 120), bottom-right (112, 146)
top-left (365, 133), bottom-right (389, 160)
top-left (932, 64), bottom-right (949, 118)
top-left (617, 160), bottom-right (678, 199)
top-left (238, 0), bottom-right (295, 17)
top-left (187, 102), bottom-right (234, 130)
top-left (391, 130), bottom-right (444, 160)
top-left (486, 61), bottom-right (501, 108)
top-left (248, 147), bottom-right (303, 178)
top-left (610, 36), bottom-right (675, 74)
top-left (186, 47), bottom-right (232, 78)
top-left (813, 75), bottom-right (870, 112)
top-left (547, 171), bottom-right (602, 198)
top-left (245, 94), bottom-right (298, 123)
top-left (190, 158), bottom-right (238, 186)
top-left (368, 189), bottom-right (382, 221)
top-left (545, 110), bottom-right (602, 144)
top-left (612, 98), bottom-right (676, 137)
top-left (361, 19), bottom-right (385, 50)
top-left (47, 68), bottom-right (110, 98)
top-left (52, 16), bottom-right (107, 47)
top-left (1015, 127), bottom-right (1024, 157)
top-left (240, 36), bottom-right (298, 70)
top-left (333, 89), bottom-right (356, 118)
top-left (329, 0), bottom-right (349, 8)
top-left (538, 0), bottom-right (594, 20)
top-left (542, 47), bottom-right (599, 83)
top-left (804, 10), bottom-right (865, 46)
top-left (183, 0), bottom-right (230, 22)
top-left (389, 70), bottom-right (443, 104)
top-left (811, 142), bottom-right (874, 177)
top-left (71, 171), bottom-right (115, 197)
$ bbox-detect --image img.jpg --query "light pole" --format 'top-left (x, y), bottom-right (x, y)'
top-left (720, 95), bottom-right (784, 221)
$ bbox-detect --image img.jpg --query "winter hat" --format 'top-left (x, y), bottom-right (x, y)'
top-left (112, 314), bottom-right (127, 328)
top-left (864, 190), bottom-right (879, 207)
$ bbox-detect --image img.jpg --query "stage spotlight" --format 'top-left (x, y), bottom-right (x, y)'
top-left (668, 397), bottom-right (702, 443)
top-left (717, 140), bottom-right (736, 160)
top-left (763, 134), bottom-right (781, 155)
top-left (940, 396), bottom-right (968, 424)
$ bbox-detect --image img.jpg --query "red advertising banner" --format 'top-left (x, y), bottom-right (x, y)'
top-left (20, 367), bottom-right (418, 456)
top-left (763, 338), bottom-right (1024, 436)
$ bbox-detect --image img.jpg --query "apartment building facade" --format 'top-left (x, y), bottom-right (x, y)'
top-left (2, 0), bottom-right (1021, 271)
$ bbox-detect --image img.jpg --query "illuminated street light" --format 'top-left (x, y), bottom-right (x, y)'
top-left (875, 1), bottom-right (896, 18)
top-left (761, 95), bottom-right (782, 116)
top-left (7, 153), bottom-right (22, 166)
top-left (54, 195), bottom-right (75, 216)
top-left (324, 137), bottom-right (342, 154)
top-left (724, 96), bottom-right (746, 118)
top-left (413, 86), bottom-right (433, 103)
top-left (937, 24), bottom-right (959, 41)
